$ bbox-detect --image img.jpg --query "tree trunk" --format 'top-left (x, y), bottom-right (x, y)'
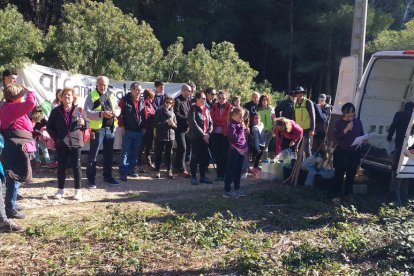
top-left (403, 0), bottom-right (414, 23)
top-left (324, 26), bottom-right (333, 95)
top-left (288, 0), bottom-right (294, 92)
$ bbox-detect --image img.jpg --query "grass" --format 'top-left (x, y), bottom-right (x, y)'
top-left (1, 183), bottom-right (414, 275)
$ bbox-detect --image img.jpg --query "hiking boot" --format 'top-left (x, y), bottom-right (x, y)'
top-left (146, 156), bottom-right (156, 169)
top-left (6, 209), bottom-right (26, 219)
top-left (191, 178), bottom-right (199, 185)
top-left (104, 177), bottom-right (120, 186)
top-left (73, 189), bottom-right (82, 201)
top-left (167, 170), bottom-right (174, 179)
top-left (54, 189), bottom-right (64, 199)
top-left (200, 176), bottom-right (213, 184)
top-left (223, 191), bottom-right (239, 198)
top-left (235, 189), bottom-right (246, 198)
top-left (120, 175), bottom-right (128, 182)
top-left (0, 220), bottom-right (24, 233)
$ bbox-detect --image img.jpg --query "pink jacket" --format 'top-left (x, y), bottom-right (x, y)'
top-left (0, 91), bottom-right (37, 152)
top-left (274, 119), bottom-right (303, 155)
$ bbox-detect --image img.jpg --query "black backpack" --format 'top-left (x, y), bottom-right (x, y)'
top-left (313, 102), bottom-right (327, 124)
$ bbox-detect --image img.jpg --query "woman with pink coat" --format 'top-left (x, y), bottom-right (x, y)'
top-left (274, 117), bottom-right (303, 155)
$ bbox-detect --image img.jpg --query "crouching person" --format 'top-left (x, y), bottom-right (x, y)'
top-left (47, 87), bottom-right (89, 200)
top-left (153, 96), bottom-right (177, 179)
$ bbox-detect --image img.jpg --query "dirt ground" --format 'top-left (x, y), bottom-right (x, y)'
top-left (19, 164), bottom-right (259, 211)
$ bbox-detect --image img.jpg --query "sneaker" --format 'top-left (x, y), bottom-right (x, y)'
top-left (235, 189), bottom-right (246, 198)
top-left (155, 172), bottom-right (161, 179)
top-left (104, 177), bottom-right (120, 186)
top-left (88, 184), bottom-right (97, 189)
top-left (181, 171), bottom-right (191, 178)
top-left (214, 176), bottom-right (224, 182)
top-left (223, 191), bottom-right (239, 198)
top-left (54, 189), bottom-right (64, 199)
top-left (252, 167), bottom-right (259, 179)
top-left (200, 176), bottom-right (213, 184)
top-left (73, 189), bottom-right (82, 200)
top-left (127, 171), bottom-right (139, 177)
top-left (167, 170), bottom-right (174, 179)
top-left (6, 209), bottom-right (26, 219)
top-left (120, 175), bottom-right (128, 182)
top-left (241, 172), bottom-right (248, 179)
top-left (0, 221), bottom-right (24, 233)
top-left (191, 178), bottom-right (199, 185)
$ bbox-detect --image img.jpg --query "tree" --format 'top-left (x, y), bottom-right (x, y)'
top-left (0, 4), bottom-right (44, 72)
top-left (156, 36), bottom-right (186, 82)
top-left (368, 19), bottom-right (414, 52)
top-left (43, 0), bottom-right (163, 80)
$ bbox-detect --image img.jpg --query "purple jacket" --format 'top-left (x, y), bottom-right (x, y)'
top-left (334, 118), bottom-right (364, 151)
top-left (227, 119), bottom-right (248, 155)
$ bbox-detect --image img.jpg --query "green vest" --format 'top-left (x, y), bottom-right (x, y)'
top-left (294, 98), bottom-right (311, 130)
top-left (89, 90), bottom-right (118, 130)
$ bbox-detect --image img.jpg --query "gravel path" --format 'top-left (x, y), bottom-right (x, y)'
top-left (19, 164), bottom-right (259, 210)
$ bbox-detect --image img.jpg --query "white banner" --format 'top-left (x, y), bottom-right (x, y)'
top-left (16, 64), bottom-right (183, 115)
top-left (13, 64), bottom-right (183, 150)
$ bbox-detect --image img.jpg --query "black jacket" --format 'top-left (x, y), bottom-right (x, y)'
top-left (47, 104), bottom-right (89, 149)
top-left (388, 111), bottom-right (413, 148)
top-left (121, 93), bottom-right (145, 131)
top-left (188, 104), bottom-right (213, 141)
top-left (275, 99), bottom-right (294, 120)
top-left (154, 105), bottom-right (177, 141)
top-left (174, 94), bottom-right (191, 133)
top-left (152, 93), bottom-right (166, 110)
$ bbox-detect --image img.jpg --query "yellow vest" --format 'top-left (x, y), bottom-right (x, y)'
top-left (89, 90), bottom-right (118, 130)
top-left (294, 98), bottom-right (311, 130)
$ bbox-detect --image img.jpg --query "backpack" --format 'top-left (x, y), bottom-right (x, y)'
top-left (313, 102), bottom-right (327, 124)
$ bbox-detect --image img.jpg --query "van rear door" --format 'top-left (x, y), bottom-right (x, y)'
top-left (332, 55), bottom-right (359, 114)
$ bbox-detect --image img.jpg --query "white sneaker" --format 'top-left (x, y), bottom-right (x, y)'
top-left (241, 172), bottom-right (248, 179)
top-left (54, 189), bottom-right (64, 199)
top-left (73, 189), bottom-right (82, 200)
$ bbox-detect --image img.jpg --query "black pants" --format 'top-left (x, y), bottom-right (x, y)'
top-left (155, 140), bottom-right (173, 171)
top-left (174, 132), bottom-right (187, 172)
top-left (333, 148), bottom-right (361, 197)
top-left (138, 128), bottom-right (154, 165)
top-left (190, 138), bottom-right (209, 178)
top-left (211, 133), bottom-right (229, 178)
top-left (224, 149), bottom-right (244, 192)
top-left (57, 147), bottom-right (82, 189)
top-left (253, 146), bottom-right (265, 168)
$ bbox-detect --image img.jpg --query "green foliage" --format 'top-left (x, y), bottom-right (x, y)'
top-left (282, 241), bottom-right (330, 273)
top-left (44, 0), bottom-right (163, 80)
top-left (0, 5), bottom-right (44, 72)
top-left (156, 36), bottom-right (186, 82)
top-left (368, 19), bottom-right (414, 53)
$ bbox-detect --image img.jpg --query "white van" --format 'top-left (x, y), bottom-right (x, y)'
top-left (333, 51), bottom-right (414, 173)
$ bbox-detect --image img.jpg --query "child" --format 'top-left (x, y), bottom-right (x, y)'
top-left (31, 107), bottom-right (53, 167)
top-left (224, 107), bottom-right (248, 198)
top-left (241, 107), bottom-right (250, 179)
top-left (252, 113), bottom-right (266, 178)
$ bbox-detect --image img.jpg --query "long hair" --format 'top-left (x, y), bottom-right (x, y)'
top-left (275, 117), bottom-right (292, 133)
top-left (258, 94), bottom-right (270, 110)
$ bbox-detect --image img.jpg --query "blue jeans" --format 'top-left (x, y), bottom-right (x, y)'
top-left (87, 128), bottom-right (114, 184)
top-left (224, 149), bottom-right (244, 192)
top-left (5, 177), bottom-right (20, 211)
top-left (34, 140), bottom-right (51, 163)
top-left (119, 130), bottom-right (143, 177)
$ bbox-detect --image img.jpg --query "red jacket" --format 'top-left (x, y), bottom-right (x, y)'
top-left (210, 102), bottom-right (232, 135)
top-left (274, 119), bottom-right (303, 155)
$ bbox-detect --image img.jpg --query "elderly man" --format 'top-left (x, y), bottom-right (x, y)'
top-left (117, 82), bottom-right (146, 182)
top-left (85, 76), bottom-right (121, 188)
top-left (294, 86), bottom-right (315, 158)
top-left (173, 83), bottom-right (192, 177)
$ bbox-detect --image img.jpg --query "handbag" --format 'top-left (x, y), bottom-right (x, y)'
top-left (77, 107), bottom-right (91, 142)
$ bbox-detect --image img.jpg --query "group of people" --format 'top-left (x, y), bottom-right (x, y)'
top-left (1, 66), bottom-right (395, 234)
